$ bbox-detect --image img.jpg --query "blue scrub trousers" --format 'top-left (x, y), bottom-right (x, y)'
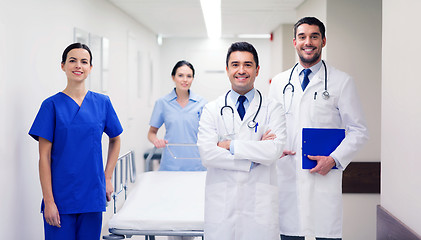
top-left (43, 212), bottom-right (102, 240)
top-left (281, 235), bottom-right (342, 240)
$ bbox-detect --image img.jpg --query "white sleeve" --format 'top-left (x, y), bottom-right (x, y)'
top-left (197, 103), bottom-right (252, 172)
top-left (233, 100), bottom-right (286, 166)
top-left (330, 75), bottom-right (369, 169)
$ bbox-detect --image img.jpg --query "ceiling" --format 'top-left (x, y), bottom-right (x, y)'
top-left (108, 0), bottom-right (305, 38)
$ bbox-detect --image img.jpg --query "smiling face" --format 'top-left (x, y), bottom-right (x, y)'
top-left (293, 23), bottom-right (326, 68)
top-left (172, 65), bottom-right (194, 91)
top-left (61, 48), bottom-right (92, 82)
top-left (226, 51), bottom-right (260, 95)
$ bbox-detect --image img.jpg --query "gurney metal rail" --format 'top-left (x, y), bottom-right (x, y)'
top-left (104, 151), bottom-right (136, 240)
top-left (109, 229), bottom-right (204, 239)
top-left (144, 146), bottom-right (160, 172)
top-left (111, 151), bottom-right (136, 214)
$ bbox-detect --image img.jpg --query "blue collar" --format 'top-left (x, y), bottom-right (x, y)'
top-left (165, 88), bottom-right (199, 102)
top-left (229, 88), bottom-right (255, 104)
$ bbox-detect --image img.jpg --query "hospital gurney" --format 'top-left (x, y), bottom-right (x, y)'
top-left (104, 148), bottom-right (206, 240)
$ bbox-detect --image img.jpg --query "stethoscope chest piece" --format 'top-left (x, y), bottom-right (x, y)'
top-left (322, 90), bottom-right (330, 100)
top-left (247, 121), bottom-right (257, 128)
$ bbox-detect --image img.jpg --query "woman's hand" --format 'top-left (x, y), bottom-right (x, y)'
top-left (38, 137), bottom-right (60, 228)
top-left (105, 178), bottom-right (113, 202)
top-left (152, 138), bottom-right (168, 148)
top-left (148, 126), bottom-right (167, 148)
top-left (44, 201), bottom-right (61, 228)
top-left (104, 136), bottom-right (121, 202)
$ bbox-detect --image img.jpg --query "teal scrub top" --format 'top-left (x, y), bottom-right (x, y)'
top-left (149, 89), bottom-right (207, 171)
top-left (29, 91), bottom-right (123, 214)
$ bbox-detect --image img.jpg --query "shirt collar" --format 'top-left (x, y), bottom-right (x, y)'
top-left (188, 90), bottom-right (200, 102)
top-left (164, 88), bottom-right (198, 102)
top-left (298, 60), bottom-right (323, 76)
top-left (230, 88), bottom-right (255, 104)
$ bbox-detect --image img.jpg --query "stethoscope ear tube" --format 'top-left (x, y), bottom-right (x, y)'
top-left (250, 90), bottom-right (262, 127)
top-left (221, 90), bottom-right (234, 116)
top-left (283, 63), bottom-right (299, 95)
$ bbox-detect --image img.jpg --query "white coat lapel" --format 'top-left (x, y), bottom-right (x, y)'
top-left (307, 64), bottom-right (325, 90)
top-left (242, 91), bottom-right (259, 125)
top-left (290, 68), bottom-right (304, 149)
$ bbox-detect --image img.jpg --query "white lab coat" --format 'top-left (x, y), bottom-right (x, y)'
top-left (268, 62), bottom-right (368, 238)
top-left (197, 89), bottom-right (286, 240)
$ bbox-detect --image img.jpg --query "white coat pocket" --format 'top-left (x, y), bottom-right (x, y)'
top-left (205, 182), bottom-right (227, 223)
top-left (255, 183), bottom-right (279, 225)
top-left (310, 94), bottom-right (340, 125)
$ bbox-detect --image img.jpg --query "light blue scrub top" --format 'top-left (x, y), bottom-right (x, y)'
top-left (29, 91), bottom-right (123, 214)
top-left (149, 89), bottom-right (207, 171)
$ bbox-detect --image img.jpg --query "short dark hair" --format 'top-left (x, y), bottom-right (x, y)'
top-left (294, 17), bottom-right (326, 39)
top-left (61, 43), bottom-right (93, 66)
top-left (226, 42), bottom-right (259, 67)
top-left (171, 60), bottom-right (195, 77)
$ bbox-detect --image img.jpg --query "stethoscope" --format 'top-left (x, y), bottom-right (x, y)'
top-left (283, 60), bottom-right (329, 113)
top-left (220, 89), bottom-right (262, 136)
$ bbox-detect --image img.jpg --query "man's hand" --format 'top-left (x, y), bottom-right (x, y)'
top-left (261, 130), bottom-right (276, 140)
top-left (281, 150), bottom-right (296, 158)
top-left (217, 140), bottom-right (231, 150)
top-left (309, 155), bottom-right (336, 176)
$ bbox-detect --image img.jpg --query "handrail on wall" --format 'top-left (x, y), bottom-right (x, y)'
top-left (111, 151), bottom-right (136, 214)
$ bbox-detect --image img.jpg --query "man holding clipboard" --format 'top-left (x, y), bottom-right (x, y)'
top-left (269, 17), bottom-right (368, 240)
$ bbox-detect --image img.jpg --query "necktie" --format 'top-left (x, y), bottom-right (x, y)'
top-left (237, 95), bottom-right (246, 120)
top-left (301, 68), bottom-right (312, 91)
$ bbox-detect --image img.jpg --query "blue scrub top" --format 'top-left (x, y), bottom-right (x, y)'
top-left (149, 89), bottom-right (207, 171)
top-left (29, 91), bottom-right (123, 214)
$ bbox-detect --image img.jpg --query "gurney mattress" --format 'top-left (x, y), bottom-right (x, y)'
top-left (108, 171), bottom-right (206, 231)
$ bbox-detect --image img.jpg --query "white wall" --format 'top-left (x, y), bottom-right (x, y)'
top-left (270, 24), bottom-right (296, 77)
top-left (327, 0), bottom-right (382, 162)
top-left (159, 38), bottom-right (273, 102)
top-left (0, 0), bottom-right (159, 239)
top-left (382, 0), bottom-right (421, 236)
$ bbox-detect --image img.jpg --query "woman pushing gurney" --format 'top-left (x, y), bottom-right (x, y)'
top-left (147, 60), bottom-right (207, 171)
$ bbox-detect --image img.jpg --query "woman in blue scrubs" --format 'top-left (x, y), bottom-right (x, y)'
top-left (29, 43), bottom-right (123, 240)
top-left (147, 60), bottom-right (207, 171)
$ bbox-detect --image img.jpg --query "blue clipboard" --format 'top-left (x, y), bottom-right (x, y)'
top-left (302, 128), bottom-right (345, 169)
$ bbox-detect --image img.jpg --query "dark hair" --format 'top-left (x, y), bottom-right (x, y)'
top-left (226, 42), bottom-right (259, 67)
top-left (171, 60), bottom-right (195, 77)
top-left (61, 43), bottom-right (93, 66)
top-left (293, 17), bottom-right (326, 39)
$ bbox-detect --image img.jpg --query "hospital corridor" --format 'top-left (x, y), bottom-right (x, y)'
top-left (1, 0), bottom-right (420, 239)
